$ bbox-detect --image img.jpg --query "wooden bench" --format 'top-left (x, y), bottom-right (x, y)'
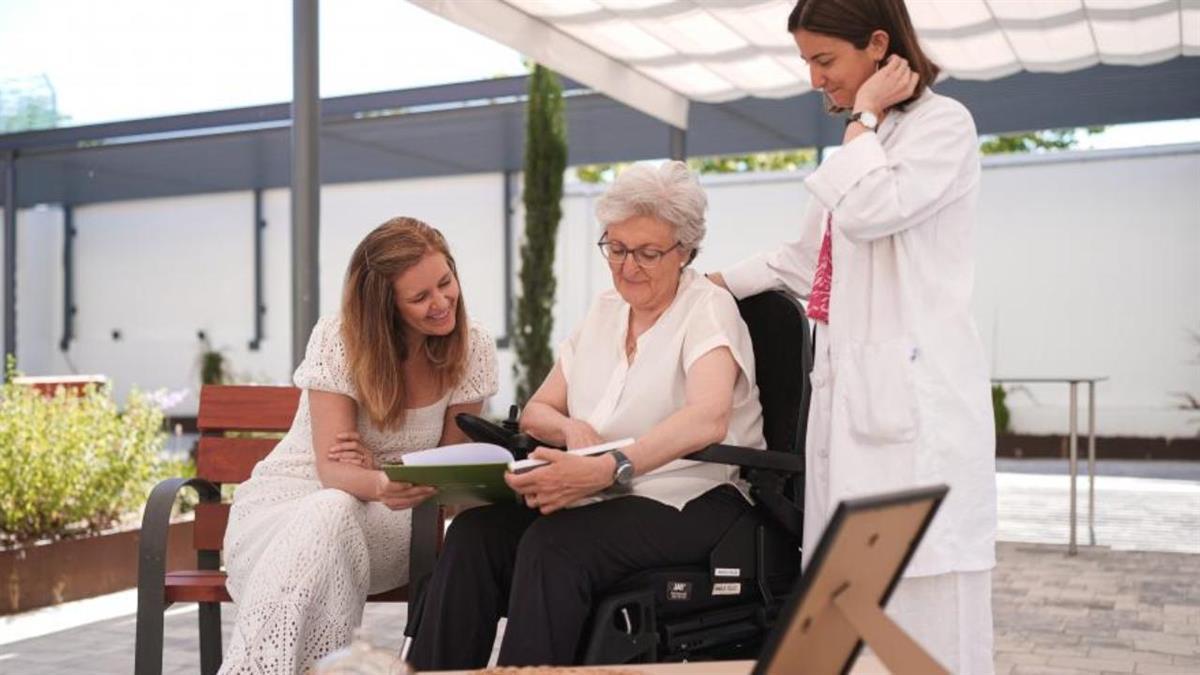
top-left (134, 385), bottom-right (442, 675)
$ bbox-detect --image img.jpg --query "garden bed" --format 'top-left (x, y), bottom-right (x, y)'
top-left (1, 519), bottom-right (195, 615)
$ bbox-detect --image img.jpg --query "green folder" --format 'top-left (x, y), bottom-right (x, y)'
top-left (381, 462), bottom-right (519, 504)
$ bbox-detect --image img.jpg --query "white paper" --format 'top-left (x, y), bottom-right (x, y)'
top-left (400, 442), bottom-right (514, 467)
top-left (507, 438), bottom-right (635, 474)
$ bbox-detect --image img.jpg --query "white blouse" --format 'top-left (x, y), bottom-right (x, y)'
top-left (559, 268), bottom-right (766, 510)
top-left (239, 314), bottom-right (500, 487)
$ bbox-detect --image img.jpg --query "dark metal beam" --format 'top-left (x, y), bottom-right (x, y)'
top-left (60, 204), bottom-right (76, 352)
top-left (0, 75), bottom-right (591, 155)
top-left (1, 60), bottom-right (1198, 210)
top-left (4, 151), bottom-right (15, 363)
top-left (291, 0), bottom-right (320, 369)
top-left (669, 126), bottom-right (687, 160)
top-left (249, 189), bottom-right (266, 351)
top-left (500, 170), bottom-right (517, 349)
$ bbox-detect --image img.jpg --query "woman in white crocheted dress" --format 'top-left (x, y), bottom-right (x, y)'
top-left (219, 217), bottom-right (498, 675)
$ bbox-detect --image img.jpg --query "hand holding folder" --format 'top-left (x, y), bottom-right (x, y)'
top-left (381, 439), bottom-right (634, 505)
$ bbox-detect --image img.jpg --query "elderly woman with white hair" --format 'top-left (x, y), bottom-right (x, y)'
top-left (406, 161), bottom-right (766, 670)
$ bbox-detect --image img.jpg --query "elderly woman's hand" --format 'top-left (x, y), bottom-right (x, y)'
top-left (505, 447), bottom-right (616, 514)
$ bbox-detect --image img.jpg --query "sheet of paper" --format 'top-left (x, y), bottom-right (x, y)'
top-left (400, 442), bottom-right (514, 467)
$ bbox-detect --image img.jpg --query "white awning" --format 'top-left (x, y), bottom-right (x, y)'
top-left (410, 0), bottom-right (1200, 128)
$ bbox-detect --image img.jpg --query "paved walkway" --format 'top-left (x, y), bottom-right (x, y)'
top-left (2, 464), bottom-right (1197, 674)
top-left (994, 543), bottom-right (1200, 675)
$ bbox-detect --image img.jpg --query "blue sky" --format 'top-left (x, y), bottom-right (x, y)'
top-left (2, 0), bottom-right (1197, 149)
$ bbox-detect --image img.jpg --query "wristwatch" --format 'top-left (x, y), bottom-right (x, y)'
top-left (610, 449), bottom-right (635, 488)
top-left (847, 109), bottom-right (879, 131)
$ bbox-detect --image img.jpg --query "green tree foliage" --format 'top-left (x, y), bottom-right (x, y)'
top-left (513, 65), bottom-right (567, 404)
top-left (0, 76), bottom-right (70, 133)
top-left (576, 149), bottom-right (817, 184)
top-left (979, 127), bottom-right (1105, 155)
top-left (991, 384), bottom-right (1012, 436)
top-left (576, 125), bottom-right (1108, 184)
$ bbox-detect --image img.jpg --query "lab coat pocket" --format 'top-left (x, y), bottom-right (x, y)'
top-left (843, 338), bottom-right (920, 444)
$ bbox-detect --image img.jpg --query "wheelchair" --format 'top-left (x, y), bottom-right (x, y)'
top-left (405, 289), bottom-right (813, 665)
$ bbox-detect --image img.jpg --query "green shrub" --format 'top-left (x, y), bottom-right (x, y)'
top-left (992, 384), bottom-right (1012, 436)
top-left (0, 376), bottom-right (177, 546)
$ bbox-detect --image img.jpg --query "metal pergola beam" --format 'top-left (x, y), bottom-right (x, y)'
top-left (291, 0), bottom-right (320, 369)
top-left (3, 59), bottom-right (1199, 212)
top-left (669, 127), bottom-right (687, 161)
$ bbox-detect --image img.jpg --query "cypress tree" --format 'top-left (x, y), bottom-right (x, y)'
top-left (513, 64), bottom-right (567, 405)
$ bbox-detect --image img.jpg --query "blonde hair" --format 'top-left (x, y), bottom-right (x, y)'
top-left (341, 217), bottom-right (468, 428)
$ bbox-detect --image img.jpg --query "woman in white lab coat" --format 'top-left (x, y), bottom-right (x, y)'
top-left (710, 0), bottom-right (997, 672)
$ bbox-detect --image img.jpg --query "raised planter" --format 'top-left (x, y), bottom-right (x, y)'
top-left (2, 520), bottom-right (195, 615)
top-left (996, 434), bottom-right (1200, 460)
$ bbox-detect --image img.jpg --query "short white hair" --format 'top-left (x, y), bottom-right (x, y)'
top-left (595, 161), bottom-right (707, 260)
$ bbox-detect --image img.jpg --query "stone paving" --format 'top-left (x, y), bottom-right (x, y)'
top-left (2, 464), bottom-right (1198, 674)
top-left (993, 543), bottom-right (1200, 675)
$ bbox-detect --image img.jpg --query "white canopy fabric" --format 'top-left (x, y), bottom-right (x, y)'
top-left (411, 0), bottom-right (1200, 128)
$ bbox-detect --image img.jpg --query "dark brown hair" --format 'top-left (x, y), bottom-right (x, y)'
top-left (341, 217), bottom-right (469, 429)
top-left (787, 0), bottom-right (939, 108)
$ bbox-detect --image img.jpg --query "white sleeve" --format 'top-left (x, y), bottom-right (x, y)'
top-left (292, 315), bottom-right (356, 398)
top-left (721, 200), bottom-right (823, 301)
top-left (681, 292), bottom-right (756, 404)
top-left (804, 99), bottom-right (978, 242)
top-left (449, 323), bottom-right (500, 406)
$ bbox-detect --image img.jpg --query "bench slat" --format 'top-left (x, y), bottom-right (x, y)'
top-left (197, 437), bottom-right (279, 484)
top-left (194, 502), bottom-right (229, 551)
top-left (164, 569), bottom-right (408, 604)
top-left (198, 385), bottom-right (301, 432)
top-left (166, 385), bottom-right (415, 610)
top-left (165, 570), bottom-right (232, 603)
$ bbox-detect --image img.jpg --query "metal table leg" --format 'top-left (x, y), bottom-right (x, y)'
top-left (1068, 381), bottom-right (1078, 556)
top-left (1088, 380), bottom-right (1096, 547)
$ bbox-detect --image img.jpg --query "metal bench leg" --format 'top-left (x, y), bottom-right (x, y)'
top-left (199, 601), bottom-right (223, 675)
top-left (134, 590), bottom-right (166, 675)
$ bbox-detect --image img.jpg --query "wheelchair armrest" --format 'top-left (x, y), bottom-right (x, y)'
top-left (684, 444), bottom-right (803, 474)
top-left (685, 446), bottom-right (804, 540)
top-left (455, 412), bottom-right (557, 461)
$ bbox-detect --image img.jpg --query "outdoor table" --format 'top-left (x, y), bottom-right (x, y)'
top-left (992, 376), bottom-right (1109, 555)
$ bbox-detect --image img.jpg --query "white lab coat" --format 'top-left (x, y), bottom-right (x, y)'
top-left (722, 89), bottom-right (997, 579)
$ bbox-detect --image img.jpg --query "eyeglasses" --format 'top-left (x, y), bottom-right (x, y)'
top-left (597, 238), bottom-right (683, 268)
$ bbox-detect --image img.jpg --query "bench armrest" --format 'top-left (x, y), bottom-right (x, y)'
top-left (138, 477), bottom-right (222, 615)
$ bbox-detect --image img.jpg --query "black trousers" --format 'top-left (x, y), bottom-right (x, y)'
top-left (406, 485), bottom-right (749, 669)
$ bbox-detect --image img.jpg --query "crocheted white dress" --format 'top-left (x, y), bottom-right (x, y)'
top-left (219, 314), bottom-right (498, 675)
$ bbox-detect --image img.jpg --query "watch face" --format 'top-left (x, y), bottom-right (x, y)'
top-left (613, 454), bottom-right (635, 486)
top-left (616, 463), bottom-right (635, 486)
top-left (861, 111), bottom-right (879, 129)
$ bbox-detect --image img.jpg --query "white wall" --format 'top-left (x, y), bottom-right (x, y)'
top-left (972, 147), bottom-right (1200, 437)
top-left (554, 145), bottom-right (1200, 438)
top-left (9, 144), bottom-right (1199, 436)
top-left (11, 173), bottom-right (508, 416)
